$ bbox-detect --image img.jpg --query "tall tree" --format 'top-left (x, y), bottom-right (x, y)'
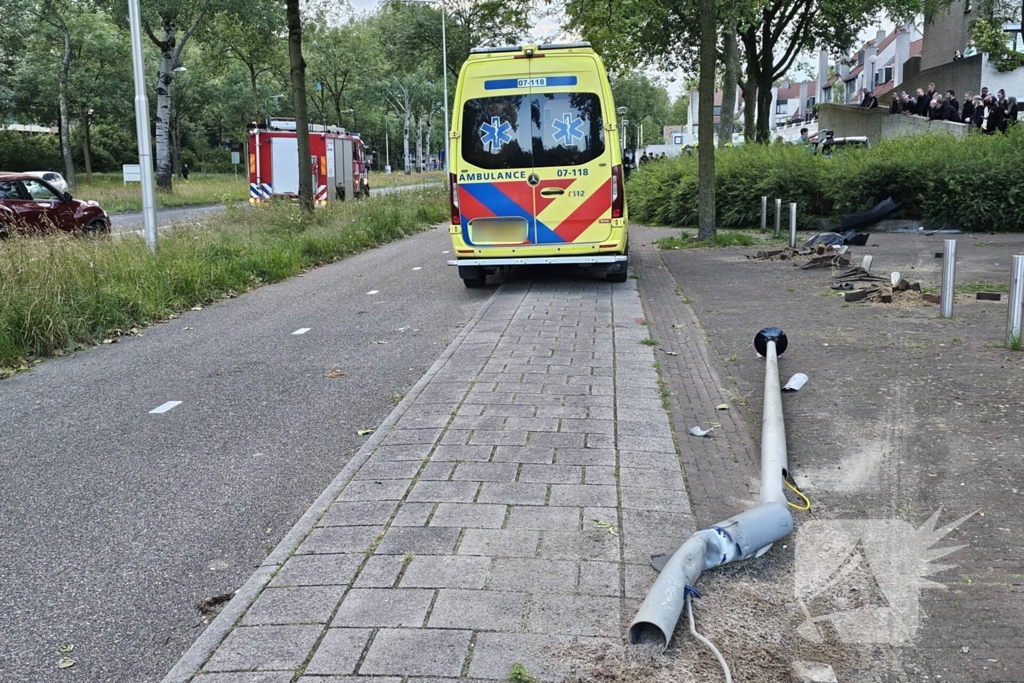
top-left (718, 31), bottom-right (739, 147)
top-left (204, 0), bottom-right (284, 122)
top-left (285, 0), bottom-right (313, 211)
top-left (697, 0), bottom-right (716, 238)
top-left (139, 0), bottom-right (210, 190)
top-left (31, 0), bottom-right (79, 190)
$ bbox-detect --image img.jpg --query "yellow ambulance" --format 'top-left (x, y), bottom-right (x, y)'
top-left (447, 42), bottom-right (629, 287)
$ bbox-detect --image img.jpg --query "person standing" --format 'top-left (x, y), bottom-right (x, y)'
top-left (914, 89), bottom-right (930, 116)
top-left (181, 163), bottom-right (190, 181)
top-left (940, 98), bottom-right (961, 122)
top-left (1007, 97), bottom-right (1019, 126)
top-left (946, 90), bottom-right (959, 113)
top-left (889, 94), bottom-right (902, 115)
top-left (981, 96), bottom-right (1004, 134)
top-left (962, 92), bottom-right (975, 122)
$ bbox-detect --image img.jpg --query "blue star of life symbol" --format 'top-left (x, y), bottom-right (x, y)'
top-left (552, 113), bottom-right (585, 146)
top-left (479, 116), bottom-right (513, 152)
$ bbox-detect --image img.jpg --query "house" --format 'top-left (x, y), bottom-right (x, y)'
top-left (836, 25), bottom-right (924, 105)
top-left (773, 80), bottom-right (817, 124)
top-left (683, 88), bottom-right (748, 143)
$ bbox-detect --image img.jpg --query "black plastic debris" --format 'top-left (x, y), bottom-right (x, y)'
top-left (838, 197), bottom-right (901, 231)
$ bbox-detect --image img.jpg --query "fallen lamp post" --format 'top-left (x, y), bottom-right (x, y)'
top-left (628, 327), bottom-right (797, 655)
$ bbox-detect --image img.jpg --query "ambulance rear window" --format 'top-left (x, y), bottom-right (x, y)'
top-left (533, 93), bottom-right (605, 168)
top-left (461, 95), bottom-right (534, 171)
top-left (461, 92), bottom-right (605, 170)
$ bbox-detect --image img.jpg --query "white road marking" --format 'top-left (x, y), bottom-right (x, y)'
top-left (412, 267), bottom-right (422, 271)
top-left (150, 401), bottom-right (182, 414)
top-left (367, 290), bottom-right (379, 295)
top-left (292, 328), bottom-right (311, 335)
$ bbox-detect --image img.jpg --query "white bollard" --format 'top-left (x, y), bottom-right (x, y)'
top-left (940, 239), bottom-right (957, 319)
top-left (1007, 254), bottom-right (1024, 348)
top-left (761, 196), bottom-right (767, 232)
top-left (774, 198), bottom-right (782, 237)
top-left (789, 202), bottom-right (797, 249)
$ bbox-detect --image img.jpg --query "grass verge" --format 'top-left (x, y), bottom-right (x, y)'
top-left (656, 230), bottom-right (759, 250)
top-left (0, 187), bottom-right (447, 377)
top-left (74, 173), bottom-right (249, 213)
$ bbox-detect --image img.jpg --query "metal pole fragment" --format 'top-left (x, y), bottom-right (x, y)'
top-left (789, 202), bottom-right (797, 249)
top-left (627, 327), bottom-right (794, 651)
top-left (774, 198), bottom-right (781, 237)
top-left (127, 0), bottom-right (157, 252)
top-left (1007, 254), bottom-right (1024, 348)
top-left (761, 196), bottom-right (767, 232)
top-left (940, 239), bottom-right (957, 319)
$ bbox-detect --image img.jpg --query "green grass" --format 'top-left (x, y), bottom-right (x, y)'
top-left (0, 188), bottom-right (447, 376)
top-left (656, 231), bottom-right (758, 250)
top-left (370, 170), bottom-right (446, 188)
top-left (640, 338), bottom-right (658, 346)
top-left (955, 281), bottom-right (1011, 294)
top-left (508, 662), bottom-right (536, 683)
top-left (74, 173), bottom-right (248, 213)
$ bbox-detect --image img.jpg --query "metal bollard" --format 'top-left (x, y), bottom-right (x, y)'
top-left (761, 196), bottom-right (767, 232)
top-left (940, 239), bottom-right (956, 319)
top-left (1008, 255), bottom-right (1024, 348)
top-left (789, 202), bottom-right (797, 249)
top-left (774, 198), bottom-right (782, 237)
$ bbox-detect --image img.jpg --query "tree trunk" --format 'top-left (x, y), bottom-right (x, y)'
top-left (697, 0), bottom-right (716, 239)
top-left (738, 79), bottom-right (756, 142)
top-left (718, 31), bottom-right (739, 147)
top-left (154, 31), bottom-right (175, 191)
top-left (415, 114), bottom-right (423, 173)
top-left (286, 0), bottom-right (313, 212)
top-left (250, 65), bottom-right (260, 122)
top-left (425, 115), bottom-right (432, 171)
top-left (403, 99), bottom-right (411, 175)
top-left (756, 77), bottom-right (774, 143)
top-left (57, 24), bottom-right (76, 191)
top-left (82, 116), bottom-right (93, 182)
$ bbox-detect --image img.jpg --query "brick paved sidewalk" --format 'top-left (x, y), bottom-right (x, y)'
top-left (163, 277), bottom-right (699, 683)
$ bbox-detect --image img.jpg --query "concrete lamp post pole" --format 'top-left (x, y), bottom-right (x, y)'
top-left (127, 0), bottom-right (157, 252)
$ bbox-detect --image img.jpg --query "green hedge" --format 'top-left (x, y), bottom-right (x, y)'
top-left (628, 128), bottom-right (1024, 232)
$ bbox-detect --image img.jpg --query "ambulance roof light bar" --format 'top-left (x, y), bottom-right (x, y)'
top-left (469, 45), bottom-right (522, 54)
top-left (537, 41), bottom-right (592, 50)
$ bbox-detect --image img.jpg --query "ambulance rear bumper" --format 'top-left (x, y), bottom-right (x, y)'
top-left (447, 255), bottom-right (627, 266)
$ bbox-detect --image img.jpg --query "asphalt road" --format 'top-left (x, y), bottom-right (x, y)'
top-left (110, 183), bottom-right (443, 233)
top-left (0, 223), bottom-right (490, 682)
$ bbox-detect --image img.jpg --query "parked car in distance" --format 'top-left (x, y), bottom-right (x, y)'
top-left (0, 172), bottom-right (110, 237)
top-left (24, 171), bottom-right (69, 193)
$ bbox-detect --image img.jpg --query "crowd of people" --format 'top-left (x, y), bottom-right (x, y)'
top-left (873, 82), bottom-right (1019, 133)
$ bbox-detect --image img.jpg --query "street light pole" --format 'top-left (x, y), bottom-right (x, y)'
top-left (127, 0), bottom-right (157, 252)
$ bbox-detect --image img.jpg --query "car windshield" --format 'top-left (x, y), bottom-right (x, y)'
top-left (461, 92), bottom-right (605, 170)
top-left (22, 179), bottom-right (60, 200)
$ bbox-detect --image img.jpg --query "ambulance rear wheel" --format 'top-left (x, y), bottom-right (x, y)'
top-left (606, 254), bottom-right (629, 283)
top-left (459, 266), bottom-right (487, 288)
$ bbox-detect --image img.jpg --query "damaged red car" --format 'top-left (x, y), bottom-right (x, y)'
top-left (0, 172), bottom-right (111, 237)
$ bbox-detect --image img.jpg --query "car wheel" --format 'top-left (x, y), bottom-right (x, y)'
top-left (606, 266), bottom-right (628, 283)
top-left (84, 218), bottom-right (110, 236)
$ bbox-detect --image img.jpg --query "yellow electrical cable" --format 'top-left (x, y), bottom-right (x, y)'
top-left (784, 479), bottom-right (811, 511)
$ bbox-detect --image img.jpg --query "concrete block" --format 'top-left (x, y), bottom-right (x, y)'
top-left (360, 628), bottom-right (472, 677)
top-left (202, 625), bottom-right (321, 672)
top-left (303, 628), bottom-right (373, 675)
top-left (332, 588), bottom-right (434, 627)
top-left (791, 661), bottom-right (839, 683)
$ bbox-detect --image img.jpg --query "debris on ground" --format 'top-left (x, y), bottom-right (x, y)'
top-left (324, 369), bottom-right (346, 378)
top-left (747, 245), bottom-right (851, 270)
top-left (782, 374), bottom-right (808, 392)
top-left (688, 426), bottom-right (714, 437)
top-left (357, 429), bottom-right (375, 436)
top-left (838, 196), bottom-right (901, 231)
top-left (976, 292), bottom-right (1002, 301)
top-left (791, 661), bottom-right (839, 683)
top-left (197, 592), bottom-right (235, 614)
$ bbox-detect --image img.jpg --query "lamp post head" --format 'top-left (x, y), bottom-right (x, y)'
top-left (616, 106), bottom-right (628, 115)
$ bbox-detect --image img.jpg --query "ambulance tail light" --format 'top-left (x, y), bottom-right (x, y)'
top-left (611, 165), bottom-right (624, 218)
top-left (449, 174), bottom-right (460, 224)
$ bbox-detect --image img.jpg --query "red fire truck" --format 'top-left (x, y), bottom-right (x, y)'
top-left (248, 118), bottom-right (369, 205)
